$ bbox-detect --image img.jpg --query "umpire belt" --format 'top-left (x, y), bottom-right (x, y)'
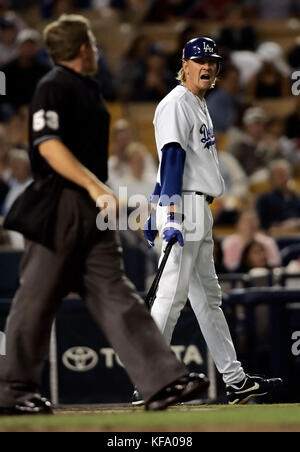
top-left (195, 192), bottom-right (215, 204)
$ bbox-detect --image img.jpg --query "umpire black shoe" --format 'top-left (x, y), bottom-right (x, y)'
top-left (226, 374), bottom-right (283, 405)
top-left (132, 388), bottom-right (145, 407)
top-left (145, 373), bottom-right (209, 411)
top-left (0, 394), bottom-right (53, 415)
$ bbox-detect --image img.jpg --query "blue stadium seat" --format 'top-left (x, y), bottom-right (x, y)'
top-left (0, 251), bottom-right (23, 297)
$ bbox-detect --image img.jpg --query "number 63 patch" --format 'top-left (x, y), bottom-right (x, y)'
top-left (33, 109), bottom-right (59, 132)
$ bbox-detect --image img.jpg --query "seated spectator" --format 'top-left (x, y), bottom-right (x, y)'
top-left (207, 65), bottom-right (244, 134)
top-left (115, 34), bottom-right (150, 101)
top-left (0, 19), bottom-right (19, 66)
top-left (110, 141), bottom-right (155, 207)
top-left (259, 116), bottom-right (299, 165)
top-left (217, 149), bottom-right (249, 198)
top-left (247, 42), bottom-right (290, 100)
top-left (222, 209), bottom-right (281, 271)
top-left (235, 240), bottom-right (271, 274)
top-left (108, 119), bottom-right (135, 183)
top-left (3, 107), bottom-right (29, 149)
top-left (0, 28), bottom-right (50, 111)
top-left (217, 3), bottom-right (258, 52)
top-left (130, 43), bottom-right (176, 101)
top-left (256, 159), bottom-right (300, 232)
top-left (0, 1), bottom-right (25, 31)
top-left (228, 106), bottom-right (267, 177)
top-left (2, 149), bottom-right (32, 216)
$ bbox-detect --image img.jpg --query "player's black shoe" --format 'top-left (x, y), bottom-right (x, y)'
top-left (226, 374), bottom-right (283, 405)
top-left (0, 394), bottom-right (53, 415)
top-left (145, 372), bottom-right (209, 411)
top-left (132, 388), bottom-right (145, 407)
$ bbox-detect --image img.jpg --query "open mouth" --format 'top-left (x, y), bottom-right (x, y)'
top-left (200, 74), bottom-right (210, 80)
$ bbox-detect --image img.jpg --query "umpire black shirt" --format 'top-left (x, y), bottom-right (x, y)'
top-left (29, 65), bottom-right (110, 183)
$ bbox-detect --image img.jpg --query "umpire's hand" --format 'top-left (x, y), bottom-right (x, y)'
top-left (88, 180), bottom-right (119, 216)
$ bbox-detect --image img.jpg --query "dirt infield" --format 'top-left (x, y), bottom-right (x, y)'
top-left (0, 404), bottom-right (300, 432)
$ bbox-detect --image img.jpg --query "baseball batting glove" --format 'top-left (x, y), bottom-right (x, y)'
top-left (143, 211), bottom-right (158, 248)
top-left (162, 212), bottom-right (184, 247)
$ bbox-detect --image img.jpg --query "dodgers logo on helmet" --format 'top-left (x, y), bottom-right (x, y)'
top-left (183, 37), bottom-right (222, 60)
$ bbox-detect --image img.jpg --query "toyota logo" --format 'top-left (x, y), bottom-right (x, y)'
top-left (62, 347), bottom-right (99, 372)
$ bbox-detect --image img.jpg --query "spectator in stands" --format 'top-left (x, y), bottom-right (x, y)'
top-left (217, 149), bottom-right (249, 198)
top-left (0, 20), bottom-right (19, 66)
top-left (108, 119), bottom-right (134, 183)
top-left (0, 217), bottom-right (11, 248)
top-left (2, 149), bottom-right (32, 216)
top-left (0, 29), bottom-right (50, 111)
top-left (115, 34), bottom-right (150, 101)
top-left (130, 43), bottom-right (176, 101)
top-left (247, 42), bottom-right (290, 100)
top-left (235, 240), bottom-right (271, 273)
top-left (118, 141), bottom-right (154, 197)
top-left (3, 107), bottom-right (29, 149)
top-left (207, 65), bottom-right (244, 134)
top-left (217, 3), bottom-right (258, 52)
top-left (222, 209), bottom-right (281, 271)
top-left (242, 0), bottom-right (300, 20)
top-left (259, 116), bottom-right (299, 165)
top-left (108, 119), bottom-right (157, 185)
top-left (286, 95), bottom-right (300, 140)
top-left (0, 1), bottom-right (25, 32)
top-left (256, 159), bottom-right (300, 232)
top-left (228, 106), bottom-right (267, 177)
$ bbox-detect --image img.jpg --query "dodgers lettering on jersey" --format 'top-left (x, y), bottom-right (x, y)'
top-left (153, 85), bottom-right (225, 198)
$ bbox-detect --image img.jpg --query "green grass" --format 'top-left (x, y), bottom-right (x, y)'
top-left (0, 404), bottom-right (300, 432)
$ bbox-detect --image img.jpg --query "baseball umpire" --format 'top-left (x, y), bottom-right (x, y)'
top-left (0, 17), bottom-right (209, 415)
top-left (135, 37), bottom-right (283, 406)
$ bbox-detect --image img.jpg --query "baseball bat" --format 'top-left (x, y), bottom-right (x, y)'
top-left (145, 236), bottom-right (178, 309)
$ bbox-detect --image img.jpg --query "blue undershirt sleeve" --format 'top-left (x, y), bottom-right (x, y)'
top-left (160, 142), bottom-right (186, 205)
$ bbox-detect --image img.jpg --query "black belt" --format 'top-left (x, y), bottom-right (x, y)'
top-left (195, 192), bottom-right (215, 204)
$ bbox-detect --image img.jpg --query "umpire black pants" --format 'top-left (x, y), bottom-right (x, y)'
top-left (0, 188), bottom-right (186, 406)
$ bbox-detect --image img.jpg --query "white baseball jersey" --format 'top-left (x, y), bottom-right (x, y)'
top-left (153, 84), bottom-right (225, 198)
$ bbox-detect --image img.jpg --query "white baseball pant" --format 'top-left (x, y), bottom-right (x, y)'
top-left (152, 192), bottom-right (246, 385)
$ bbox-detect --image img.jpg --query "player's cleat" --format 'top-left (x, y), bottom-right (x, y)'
top-left (0, 394), bottom-right (53, 415)
top-left (226, 374), bottom-right (283, 405)
top-left (145, 372), bottom-right (209, 411)
top-left (132, 388), bottom-right (145, 407)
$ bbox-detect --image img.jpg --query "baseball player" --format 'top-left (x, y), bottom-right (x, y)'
top-left (133, 37), bottom-right (282, 405)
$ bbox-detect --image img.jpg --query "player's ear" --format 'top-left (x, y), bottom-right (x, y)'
top-left (182, 60), bottom-right (189, 77)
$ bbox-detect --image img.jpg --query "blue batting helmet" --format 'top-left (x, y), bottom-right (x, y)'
top-left (182, 37), bottom-right (222, 61)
